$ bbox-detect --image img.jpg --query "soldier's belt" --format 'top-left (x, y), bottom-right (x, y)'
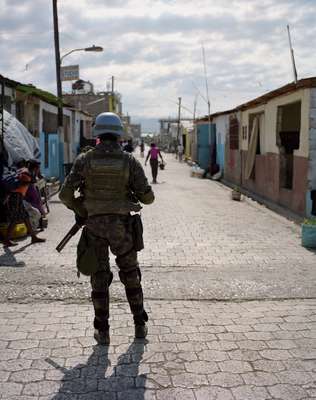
top-left (88, 213), bottom-right (130, 222)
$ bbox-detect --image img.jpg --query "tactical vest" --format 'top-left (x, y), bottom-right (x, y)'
top-left (83, 148), bottom-right (141, 216)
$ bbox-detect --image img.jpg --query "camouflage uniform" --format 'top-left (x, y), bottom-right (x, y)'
top-left (59, 141), bottom-right (154, 333)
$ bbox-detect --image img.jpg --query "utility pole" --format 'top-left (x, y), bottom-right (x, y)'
top-left (177, 96), bottom-right (182, 144)
top-left (193, 95), bottom-right (197, 121)
top-left (287, 24), bottom-right (298, 84)
top-left (111, 76), bottom-right (115, 113)
top-left (202, 45), bottom-right (211, 143)
top-left (52, 0), bottom-right (63, 134)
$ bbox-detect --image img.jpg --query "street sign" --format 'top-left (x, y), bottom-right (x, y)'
top-left (61, 65), bottom-right (79, 81)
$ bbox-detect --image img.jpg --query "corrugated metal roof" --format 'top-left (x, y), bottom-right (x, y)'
top-left (196, 107), bottom-right (238, 122)
top-left (17, 84), bottom-right (70, 107)
top-left (0, 74), bottom-right (21, 87)
top-left (196, 76), bottom-right (316, 122)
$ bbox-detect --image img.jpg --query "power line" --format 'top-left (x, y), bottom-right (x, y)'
top-left (0, 30), bottom-right (51, 36)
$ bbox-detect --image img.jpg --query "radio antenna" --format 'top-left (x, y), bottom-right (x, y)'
top-left (287, 24), bottom-right (298, 84)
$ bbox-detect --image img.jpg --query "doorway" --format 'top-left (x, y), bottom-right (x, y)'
top-left (276, 102), bottom-right (301, 190)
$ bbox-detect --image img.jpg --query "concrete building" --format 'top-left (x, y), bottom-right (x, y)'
top-left (0, 75), bottom-right (93, 180)
top-left (63, 80), bottom-right (122, 121)
top-left (224, 77), bottom-right (316, 217)
top-left (120, 115), bottom-right (142, 141)
top-left (158, 118), bottom-right (194, 152)
top-left (15, 83), bottom-right (93, 179)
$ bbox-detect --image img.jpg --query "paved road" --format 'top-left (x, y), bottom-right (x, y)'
top-left (1, 152), bottom-right (316, 399)
top-left (1, 300), bottom-right (316, 399)
top-left (0, 152), bottom-right (315, 302)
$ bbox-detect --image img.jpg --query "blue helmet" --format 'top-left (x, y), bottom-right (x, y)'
top-left (93, 112), bottom-right (124, 138)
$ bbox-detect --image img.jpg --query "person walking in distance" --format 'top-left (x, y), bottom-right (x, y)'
top-left (140, 140), bottom-right (145, 158)
top-left (59, 112), bottom-right (155, 345)
top-left (145, 143), bottom-right (164, 184)
top-left (177, 143), bottom-right (184, 162)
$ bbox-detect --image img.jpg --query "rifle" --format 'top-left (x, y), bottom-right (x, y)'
top-left (56, 222), bottom-right (82, 253)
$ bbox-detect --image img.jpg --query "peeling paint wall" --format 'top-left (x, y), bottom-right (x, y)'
top-left (213, 114), bottom-right (229, 172)
top-left (224, 111), bottom-right (242, 184)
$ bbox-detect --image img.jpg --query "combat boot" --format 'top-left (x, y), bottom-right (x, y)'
top-left (135, 324), bottom-right (148, 339)
top-left (94, 329), bottom-right (110, 345)
top-left (134, 310), bottom-right (148, 339)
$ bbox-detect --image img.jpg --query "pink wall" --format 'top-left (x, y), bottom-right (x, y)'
top-left (225, 150), bottom-right (308, 216)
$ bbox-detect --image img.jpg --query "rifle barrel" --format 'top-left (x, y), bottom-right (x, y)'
top-left (56, 223), bottom-right (81, 253)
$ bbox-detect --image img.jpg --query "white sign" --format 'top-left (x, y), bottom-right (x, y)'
top-left (61, 65), bottom-right (79, 81)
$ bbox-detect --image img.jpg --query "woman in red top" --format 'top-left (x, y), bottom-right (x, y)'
top-left (145, 143), bottom-right (164, 184)
top-left (4, 167), bottom-right (46, 247)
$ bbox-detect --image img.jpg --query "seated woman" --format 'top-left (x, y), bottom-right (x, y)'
top-left (4, 167), bottom-right (46, 247)
top-left (24, 160), bottom-right (46, 229)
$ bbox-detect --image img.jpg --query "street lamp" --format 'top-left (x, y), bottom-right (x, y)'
top-left (60, 45), bottom-right (103, 64)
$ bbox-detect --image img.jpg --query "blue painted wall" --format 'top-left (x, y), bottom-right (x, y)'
top-left (306, 191), bottom-right (313, 218)
top-left (197, 123), bottom-right (216, 170)
top-left (40, 132), bottom-right (64, 180)
top-left (216, 138), bottom-right (225, 172)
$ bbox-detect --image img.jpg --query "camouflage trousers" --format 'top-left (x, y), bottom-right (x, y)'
top-left (85, 214), bottom-right (148, 332)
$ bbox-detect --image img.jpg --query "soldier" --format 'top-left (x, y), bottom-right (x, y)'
top-left (59, 112), bottom-right (154, 345)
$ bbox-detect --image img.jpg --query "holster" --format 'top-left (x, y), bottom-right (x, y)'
top-left (130, 214), bottom-right (144, 252)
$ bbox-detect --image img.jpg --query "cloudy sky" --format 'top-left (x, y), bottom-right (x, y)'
top-left (1, 0), bottom-right (316, 130)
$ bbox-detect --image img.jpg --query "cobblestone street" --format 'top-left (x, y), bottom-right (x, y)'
top-left (1, 153), bottom-right (316, 399)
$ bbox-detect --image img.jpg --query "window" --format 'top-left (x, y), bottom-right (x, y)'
top-left (43, 110), bottom-right (57, 133)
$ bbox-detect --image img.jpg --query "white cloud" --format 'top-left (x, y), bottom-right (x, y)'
top-left (0, 0), bottom-right (315, 128)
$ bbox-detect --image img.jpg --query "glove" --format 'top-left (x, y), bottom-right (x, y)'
top-left (75, 214), bottom-right (87, 226)
top-left (72, 197), bottom-right (88, 219)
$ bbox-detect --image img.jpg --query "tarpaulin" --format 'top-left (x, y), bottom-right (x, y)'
top-left (3, 110), bottom-right (40, 166)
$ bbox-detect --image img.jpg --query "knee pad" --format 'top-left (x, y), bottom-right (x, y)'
top-left (119, 267), bottom-right (141, 286)
top-left (91, 270), bottom-right (113, 289)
